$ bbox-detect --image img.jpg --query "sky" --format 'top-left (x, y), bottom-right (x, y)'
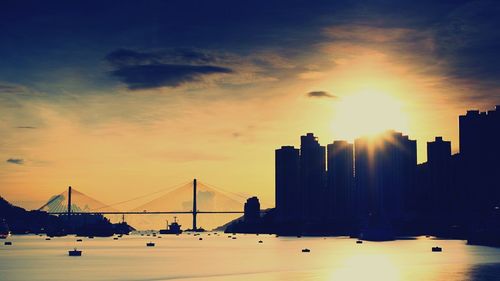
top-left (1, 0), bottom-right (500, 211)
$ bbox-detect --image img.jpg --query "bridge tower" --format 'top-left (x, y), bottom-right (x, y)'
top-left (192, 178), bottom-right (197, 231)
top-left (67, 186), bottom-right (72, 220)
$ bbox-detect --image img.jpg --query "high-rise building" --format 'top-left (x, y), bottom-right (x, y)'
top-left (425, 136), bottom-right (453, 216)
top-left (300, 133), bottom-right (326, 222)
top-left (275, 146), bottom-right (300, 222)
top-left (354, 131), bottom-right (417, 220)
top-left (244, 197), bottom-right (261, 223)
top-left (327, 141), bottom-right (354, 221)
top-left (427, 137), bottom-right (451, 165)
top-left (458, 106), bottom-right (500, 214)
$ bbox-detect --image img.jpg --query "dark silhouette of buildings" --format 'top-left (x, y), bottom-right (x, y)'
top-left (275, 146), bottom-right (300, 223)
top-left (459, 107), bottom-right (500, 215)
top-left (264, 105), bottom-right (500, 242)
top-left (355, 131), bottom-right (417, 222)
top-left (244, 197), bottom-right (261, 223)
top-left (327, 141), bottom-right (354, 223)
top-left (300, 133), bottom-right (326, 223)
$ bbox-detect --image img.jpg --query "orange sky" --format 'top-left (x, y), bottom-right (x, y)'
top-left (1, 22), bottom-right (498, 214)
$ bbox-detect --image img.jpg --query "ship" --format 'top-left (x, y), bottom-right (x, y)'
top-left (0, 219), bottom-right (10, 239)
top-left (159, 217), bottom-right (182, 235)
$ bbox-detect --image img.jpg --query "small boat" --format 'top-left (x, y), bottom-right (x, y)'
top-left (4, 241), bottom-right (12, 245)
top-left (113, 237), bottom-right (118, 240)
top-left (146, 242), bottom-right (155, 247)
top-left (356, 240), bottom-right (363, 244)
top-left (232, 237), bottom-right (237, 240)
top-left (88, 236), bottom-right (94, 239)
top-left (45, 238), bottom-right (51, 241)
top-left (76, 239), bottom-right (83, 242)
top-left (258, 240), bottom-right (263, 243)
top-left (432, 247), bottom-right (442, 252)
top-left (302, 248), bottom-right (311, 253)
top-left (68, 249), bottom-right (82, 256)
top-left (199, 237), bottom-right (203, 240)
top-left (297, 235), bottom-right (302, 238)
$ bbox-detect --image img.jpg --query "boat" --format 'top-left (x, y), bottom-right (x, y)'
top-left (146, 242), bottom-right (155, 247)
top-left (199, 237), bottom-right (203, 240)
top-left (68, 248), bottom-right (82, 256)
top-left (45, 238), bottom-right (51, 241)
top-left (113, 237), bottom-right (118, 240)
top-left (356, 240), bottom-right (363, 244)
top-left (76, 239), bottom-right (83, 242)
top-left (258, 240), bottom-right (263, 243)
top-left (0, 220), bottom-right (10, 239)
top-left (432, 246), bottom-right (442, 252)
top-left (4, 241), bottom-right (12, 245)
top-left (302, 248), bottom-right (311, 253)
top-left (159, 217), bottom-right (183, 235)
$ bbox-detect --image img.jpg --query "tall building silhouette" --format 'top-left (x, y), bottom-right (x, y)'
top-left (244, 197), bottom-right (261, 223)
top-left (424, 137), bottom-right (453, 217)
top-left (354, 131), bottom-right (416, 221)
top-left (459, 106), bottom-right (500, 214)
top-left (275, 146), bottom-right (300, 222)
top-left (300, 133), bottom-right (326, 222)
top-left (427, 137), bottom-right (451, 165)
top-left (327, 141), bottom-right (354, 223)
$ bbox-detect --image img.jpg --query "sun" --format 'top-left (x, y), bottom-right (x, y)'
top-left (332, 90), bottom-right (408, 141)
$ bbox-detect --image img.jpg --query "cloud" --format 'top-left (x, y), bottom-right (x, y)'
top-left (106, 48), bottom-right (233, 90)
top-left (0, 83), bottom-right (27, 94)
top-left (6, 158), bottom-right (24, 165)
top-left (307, 91), bottom-right (337, 99)
top-left (16, 126), bottom-right (37, 129)
top-left (110, 64), bottom-right (232, 90)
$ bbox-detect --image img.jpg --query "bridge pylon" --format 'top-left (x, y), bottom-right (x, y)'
top-left (192, 178), bottom-right (197, 231)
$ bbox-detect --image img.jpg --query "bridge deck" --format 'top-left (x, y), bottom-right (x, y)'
top-left (49, 211), bottom-right (244, 215)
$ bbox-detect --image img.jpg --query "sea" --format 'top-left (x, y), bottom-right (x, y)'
top-left (1, 233), bottom-right (500, 281)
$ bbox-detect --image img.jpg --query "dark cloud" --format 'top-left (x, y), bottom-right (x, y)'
top-left (6, 158), bottom-right (24, 165)
top-left (307, 91), bottom-right (337, 99)
top-left (15, 126), bottom-right (37, 129)
top-left (0, 83), bottom-right (26, 94)
top-left (106, 48), bottom-right (219, 67)
top-left (110, 64), bottom-right (232, 90)
top-left (106, 48), bottom-right (233, 90)
top-left (0, 0), bottom-right (499, 102)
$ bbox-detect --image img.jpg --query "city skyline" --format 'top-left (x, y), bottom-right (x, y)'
top-left (2, 0), bottom-right (500, 215)
top-left (274, 105), bottom-right (499, 239)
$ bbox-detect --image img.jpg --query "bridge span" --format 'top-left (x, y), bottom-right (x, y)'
top-left (44, 179), bottom-right (246, 230)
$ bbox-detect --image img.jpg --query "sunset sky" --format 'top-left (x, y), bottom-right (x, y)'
top-left (1, 0), bottom-right (499, 210)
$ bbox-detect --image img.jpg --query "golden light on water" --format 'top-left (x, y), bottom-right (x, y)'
top-left (328, 253), bottom-right (401, 280)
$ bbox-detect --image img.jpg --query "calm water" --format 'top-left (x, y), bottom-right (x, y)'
top-left (1, 234), bottom-right (500, 281)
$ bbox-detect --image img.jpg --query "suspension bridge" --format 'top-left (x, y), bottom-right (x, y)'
top-left (38, 179), bottom-right (250, 230)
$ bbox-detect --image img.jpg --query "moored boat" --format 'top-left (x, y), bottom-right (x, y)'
top-left (68, 248), bottom-right (82, 256)
top-left (159, 217), bottom-right (183, 235)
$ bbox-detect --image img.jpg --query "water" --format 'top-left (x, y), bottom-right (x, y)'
top-left (1, 234), bottom-right (500, 281)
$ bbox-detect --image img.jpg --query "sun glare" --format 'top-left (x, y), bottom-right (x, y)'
top-left (332, 90), bottom-right (408, 141)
